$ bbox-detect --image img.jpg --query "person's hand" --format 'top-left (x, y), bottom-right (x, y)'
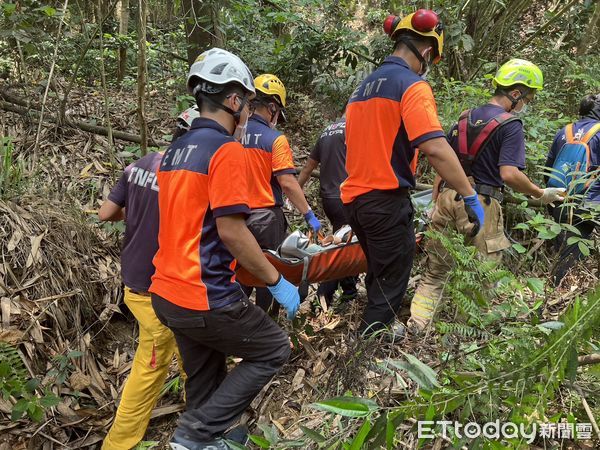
top-left (463, 193), bottom-right (485, 237)
top-left (304, 209), bottom-right (322, 233)
top-left (535, 187), bottom-right (566, 206)
top-left (267, 275), bottom-right (300, 320)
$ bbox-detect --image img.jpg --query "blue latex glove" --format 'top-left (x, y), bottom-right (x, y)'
top-left (267, 275), bottom-right (300, 320)
top-left (304, 209), bottom-right (322, 233)
top-left (463, 193), bottom-right (485, 237)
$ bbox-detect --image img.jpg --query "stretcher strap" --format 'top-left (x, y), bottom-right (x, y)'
top-left (301, 256), bottom-right (310, 282)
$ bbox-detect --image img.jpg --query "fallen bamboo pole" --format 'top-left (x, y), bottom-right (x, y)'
top-left (0, 91), bottom-right (169, 147)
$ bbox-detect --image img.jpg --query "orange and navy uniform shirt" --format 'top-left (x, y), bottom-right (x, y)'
top-left (149, 118), bottom-right (250, 311)
top-left (341, 56), bottom-right (445, 204)
top-left (241, 115), bottom-right (296, 208)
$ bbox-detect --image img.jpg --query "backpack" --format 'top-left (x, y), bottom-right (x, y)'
top-left (547, 122), bottom-right (600, 194)
top-left (456, 109), bottom-right (521, 175)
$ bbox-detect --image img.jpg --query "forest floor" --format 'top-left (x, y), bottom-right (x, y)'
top-left (0, 82), bottom-right (597, 449)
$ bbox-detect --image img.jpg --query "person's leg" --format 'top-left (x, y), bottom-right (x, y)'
top-left (552, 206), bottom-right (596, 285)
top-left (102, 289), bottom-right (179, 450)
top-left (346, 192), bottom-right (415, 334)
top-left (153, 295), bottom-right (291, 442)
top-left (344, 201), bottom-right (373, 306)
top-left (410, 191), bottom-right (509, 330)
top-left (409, 202), bottom-right (454, 331)
top-left (152, 296), bottom-right (226, 413)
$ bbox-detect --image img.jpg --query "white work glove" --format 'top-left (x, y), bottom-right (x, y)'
top-left (535, 187), bottom-right (566, 206)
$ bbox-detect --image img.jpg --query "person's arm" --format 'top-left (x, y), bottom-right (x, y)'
top-left (419, 137), bottom-right (476, 198)
top-left (99, 170), bottom-right (128, 222)
top-left (98, 200), bottom-right (125, 221)
top-left (298, 158), bottom-right (319, 189)
top-left (278, 173), bottom-right (311, 214)
top-left (217, 215), bottom-right (279, 285)
top-left (432, 174), bottom-right (442, 202)
top-left (500, 165), bottom-right (544, 197)
top-left (212, 142), bottom-right (299, 318)
top-left (271, 134), bottom-right (314, 215)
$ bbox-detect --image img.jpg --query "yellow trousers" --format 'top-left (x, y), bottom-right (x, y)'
top-left (410, 188), bottom-right (511, 330)
top-left (102, 288), bottom-right (184, 450)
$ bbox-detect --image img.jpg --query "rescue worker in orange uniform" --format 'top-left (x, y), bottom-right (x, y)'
top-left (240, 74), bottom-right (321, 314)
top-left (342, 10), bottom-right (485, 337)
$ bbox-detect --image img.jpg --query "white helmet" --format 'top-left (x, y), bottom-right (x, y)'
top-left (177, 106), bottom-right (200, 129)
top-left (187, 48), bottom-right (255, 97)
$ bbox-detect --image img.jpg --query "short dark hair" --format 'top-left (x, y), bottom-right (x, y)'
top-left (194, 82), bottom-right (245, 114)
top-left (493, 83), bottom-right (532, 97)
top-left (579, 94), bottom-right (600, 117)
top-left (251, 92), bottom-right (280, 110)
top-left (393, 30), bottom-right (436, 53)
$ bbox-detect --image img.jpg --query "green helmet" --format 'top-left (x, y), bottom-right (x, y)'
top-left (493, 59), bottom-right (544, 91)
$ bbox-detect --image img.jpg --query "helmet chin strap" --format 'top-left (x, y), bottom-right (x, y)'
top-left (268, 104), bottom-right (279, 124)
top-left (199, 93), bottom-right (247, 125)
top-left (397, 36), bottom-right (429, 75)
top-left (503, 91), bottom-right (527, 112)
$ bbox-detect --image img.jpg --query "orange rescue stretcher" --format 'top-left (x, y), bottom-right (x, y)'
top-left (235, 190), bottom-right (431, 288)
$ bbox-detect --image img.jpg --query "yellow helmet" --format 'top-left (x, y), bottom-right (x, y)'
top-left (254, 74), bottom-right (287, 107)
top-left (493, 59), bottom-right (544, 91)
top-left (384, 9), bottom-right (444, 64)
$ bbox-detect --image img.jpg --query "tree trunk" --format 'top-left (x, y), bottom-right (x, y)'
top-left (165, 0), bottom-right (174, 24)
top-left (577, 1), bottom-right (600, 55)
top-left (211, 2), bottom-right (224, 48)
top-left (137, 0), bottom-right (148, 155)
top-left (117, 0), bottom-right (130, 83)
top-left (181, 0), bottom-right (215, 65)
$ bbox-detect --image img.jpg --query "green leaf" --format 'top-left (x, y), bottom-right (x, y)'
top-left (311, 396), bottom-right (378, 418)
top-left (24, 378), bottom-right (40, 393)
top-left (38, 6), bottom-right (56, 16)
top-left (566, 236), bottom-right (580, 246)
top-left (578, 241), bottom-right (590, 256)
top-left (257, 424), bottom-right (279, 445)
top-left (387, 352), bottom-right (441, 391)
top-left (133, 441), bottom-right (159, 450)
top-left (513, 223), bottom-right (529, 231)
top-left (39, 394), bottom-right (59, 408)
top-left (526, 278), bottom-right (544, 294)
top-left (537, 228), bottom-right (559, 240)
top-left (512, 243), bottom-right (527, 254)
top-left (561, 224), bottom-right (581, 235)
top-left (249, 434), bottom-right (271, 448)
top-left (300, 425), bottom-right (327, 443)
top-left (2, 4), bottom-right (16, 15)
top-left (349, 419), bottom-right (372, 450)
top-left (0, 362), bottom-right (11, 377)
top-left (565, 345), bottom-right (578, 382)
top-left (224, 440), bottom-right (248, 450)
top-left (550, 223), bottom-right (562, 235)
top-left (539, 321), bottom-right (565, 330)
top-left (27, 404), bottom-right (44, 422)
top-left (11, 398), bottom-right (29, 421)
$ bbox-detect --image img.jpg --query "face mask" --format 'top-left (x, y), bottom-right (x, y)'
top-left (513, 96), bottom-right (529, 115)
top-left (233, 120), bottom-right (247, 142)
top-left (268, 105), bottom-right (279, 128)
top-left (231, 96), bottom-right (249, 141)
top-left (419, 50), bottom-right (432, 80)
top-left (515, 104), bottom-right (528, 115)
